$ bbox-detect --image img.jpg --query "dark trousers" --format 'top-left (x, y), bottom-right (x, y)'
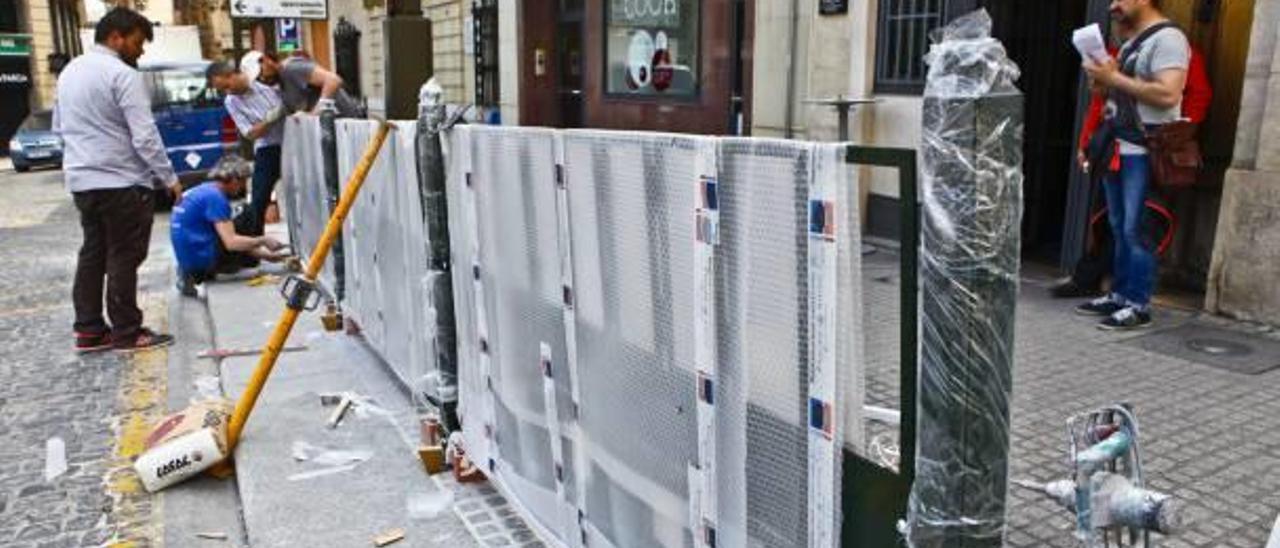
top-left (246, 145), bottom-right (282, 237)
top-left (72, 186), bottom-right (155, 339)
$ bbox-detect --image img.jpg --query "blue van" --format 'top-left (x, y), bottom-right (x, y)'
top-left (139, 61), bottom-right (239, 191)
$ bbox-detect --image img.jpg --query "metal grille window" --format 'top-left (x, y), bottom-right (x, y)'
top-left (473, 0), bottom-right (500, 108)
top-left (874, 0), bottom-right (948, 94)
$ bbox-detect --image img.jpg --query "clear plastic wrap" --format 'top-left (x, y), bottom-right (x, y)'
top-left (904, 9), bottom-right (1024, 548)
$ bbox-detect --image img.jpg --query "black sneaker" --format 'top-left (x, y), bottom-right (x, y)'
top-left (177, 275), bottom-right (199, 298)
top-left (113, 328), bottom-right (175, 352)
top-left (1076, 296), bottom-right (1124, 317)
top-left (1050, 279), bottom-right (1101, 299)
top-left (75, 331), bottom-right (113, 354)
top-left (1097, 307), bottom-right (1152, 331)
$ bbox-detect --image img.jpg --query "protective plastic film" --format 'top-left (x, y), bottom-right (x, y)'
top-left (334, 120), bottom-right (437, 394)
top-left (562, 130), bottom-right (703, 548)
top-left (442, 127), bottom-right (861, 548)
top-left (904, 9), bottom-right (1024, 548)
top-left (280, 115), bottom-right (336, 291)
top-left (715, 139), bottom-right (858, 548)
top-left (449, 125), bottom-right (578, 545)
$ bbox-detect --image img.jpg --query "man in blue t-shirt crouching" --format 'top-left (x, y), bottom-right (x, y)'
top-left (171, 155), bottom-right (289, 297)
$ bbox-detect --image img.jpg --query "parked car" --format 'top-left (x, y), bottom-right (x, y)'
top-left (8, 110), bottom-right (62, 172)
top-left (139, 61), bottom-right (240, 206)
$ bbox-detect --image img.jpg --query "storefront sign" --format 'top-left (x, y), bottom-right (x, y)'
top-left (0, 56), bottom-right (31, 89)
top-left (610, 0), bottom-right (681, 28)
top-left (276, 19), bottom-right (301, 52)
top-left (606, 0), bottom-right (698, 96)
top-left (0, 34), bottom-right (33, 57)
top-left (819, 0), bottom-right (849, 15)
top-left (231, 0), bottom-right (327, 20)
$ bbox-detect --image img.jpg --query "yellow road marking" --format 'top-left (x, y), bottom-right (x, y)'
top-left (103, 292), bottom-right (168, 546)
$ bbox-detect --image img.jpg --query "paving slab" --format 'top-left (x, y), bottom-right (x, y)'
top-left (205, 268), bottom-right (476, 548)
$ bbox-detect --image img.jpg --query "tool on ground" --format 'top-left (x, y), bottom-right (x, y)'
top-left (1016, 404), bottom-right (1181, 548)
top-left (197, 344), bottom-right (307, 359)
top-left (130, 122), bottom-right (393, 493)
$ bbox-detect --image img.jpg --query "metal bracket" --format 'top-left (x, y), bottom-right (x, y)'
top-left (280, 274), bottom-right (323, 311)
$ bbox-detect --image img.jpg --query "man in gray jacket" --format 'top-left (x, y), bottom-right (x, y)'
top-left (54, 7), bottom-right (182, 352)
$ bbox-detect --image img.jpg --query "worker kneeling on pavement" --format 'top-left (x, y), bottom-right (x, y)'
top-left (171, 155), bottom-right (289, 297)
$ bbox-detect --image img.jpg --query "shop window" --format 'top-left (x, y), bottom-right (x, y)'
top-left (874, 0), bottom-right (948, 94)
top-left (605, 0), bottom-right (699, 97)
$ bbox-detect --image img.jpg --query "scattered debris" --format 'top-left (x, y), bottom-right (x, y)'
top-left (198, 344), bottom-right (307, 360)
top-left (328, 394), bottom-right (354, 428)
top-left (418, 445), bottom-right (446, 475)
top-left (195, 531), bottom-right (228, 540)
top-left (286, 463), bottom-right (359, 482)
top-left (407, 490), bottom-right (454, 521)
top-left (290, 440), bottom-right (373, 467)
top-left (193, 375), bottom-right (223, 400)
top-left (44, 437), bottom-right (67, 481)
top-left (245, 273), bottom-right (280, 287)
top-left (319, 393), bottom-right (345, 406)
top-left (373, 528), bottom-right (405, 546)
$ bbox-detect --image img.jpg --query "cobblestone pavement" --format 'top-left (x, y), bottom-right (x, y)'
top-left (860, 250), bottom-right (1280, 547)
top-left (0, 167), bottom-right (173, 547)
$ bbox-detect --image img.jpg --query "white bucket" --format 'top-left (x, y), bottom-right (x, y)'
top-left (133, 428), bottom-right (226, 492)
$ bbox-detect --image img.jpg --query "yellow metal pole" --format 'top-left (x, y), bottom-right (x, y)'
top-left (226, 121), bottom-right (394, 451)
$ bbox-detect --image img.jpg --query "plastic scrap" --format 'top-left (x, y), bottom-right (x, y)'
top-left (291, 440), bottom-right (373, 467)
top-left (407, 490), bottom-right (455, 521)
top-left (193, 375), bottom-right (222, 400)
top-left (286, 463), bottom-right (359, 482)
top-left (44, 437), bottom-right (67, 481)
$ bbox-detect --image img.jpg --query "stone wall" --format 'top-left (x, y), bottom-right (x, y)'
top-left (1206, 1), bottom-right (1280, 325)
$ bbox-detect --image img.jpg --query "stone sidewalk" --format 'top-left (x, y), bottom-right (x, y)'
top-left (859, 249), bottom-right (1280, 547)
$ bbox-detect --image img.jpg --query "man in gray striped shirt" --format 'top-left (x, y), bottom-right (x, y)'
top-left (54, 7), bottom-right (179, 352)
top-left (207, 60), bottom-right (288, 236)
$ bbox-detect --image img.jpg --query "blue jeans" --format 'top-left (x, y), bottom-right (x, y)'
top-left (247, 144), bottom-right (282, 236)
top-left (1103, 155), bottom-right (1155, 308)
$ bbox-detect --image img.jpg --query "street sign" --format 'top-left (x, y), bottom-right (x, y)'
top-left (231, 0), bottom-right (327, 20)
top-left (276, 19), bottom-right (301, 53)
top-left (0, 34), bottom-right (33, 57)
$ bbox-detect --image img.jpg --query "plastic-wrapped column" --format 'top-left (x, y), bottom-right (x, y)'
top-left (417, 79), bottom-right (460, 409)
top-left (320, 108), bottom-right (345, 302)
top-left (905, 9), bottom-right (1024, 548)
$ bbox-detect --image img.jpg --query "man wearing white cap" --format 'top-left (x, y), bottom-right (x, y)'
top-left (206, 56), bottom-right (288, 236)
top-left (240, 50), bottom-right (362, 118)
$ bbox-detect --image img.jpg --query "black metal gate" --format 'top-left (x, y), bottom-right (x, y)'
top-left (333, 18), bottom-right (362, 99)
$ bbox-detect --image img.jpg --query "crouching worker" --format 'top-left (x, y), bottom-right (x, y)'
top-left (172, 155), bottom-right (289, 297)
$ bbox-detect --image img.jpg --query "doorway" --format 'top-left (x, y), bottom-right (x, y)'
top-left (982, 0), bottom-right (1093, 261)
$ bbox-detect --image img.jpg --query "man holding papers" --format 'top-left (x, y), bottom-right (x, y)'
top-left (1075, 0), bottom-right (1189, 331)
